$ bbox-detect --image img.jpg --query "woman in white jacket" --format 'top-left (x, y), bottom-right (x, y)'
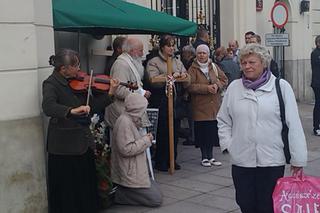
top-left (217, 44), bottom-right (307, 213)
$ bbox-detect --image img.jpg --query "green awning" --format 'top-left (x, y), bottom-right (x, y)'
top-left (52, 0), bottom-right (197, 36)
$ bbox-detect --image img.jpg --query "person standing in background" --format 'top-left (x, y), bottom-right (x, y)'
top-left (245, 31), bottom-right (255, 44)
top-left (146, 35), bottom-right (189, 171)
top-left (180, 45), bottom-right (196, 146)
top-left (104, 36), bottom-right (126, 75)
top-left (228, 40), bottom-right (240, 64)
top-left (188, 44), bottom-right (227, 167)
top-left (181, 45), bottom-right (196, 70)
top-left (105, 37), bottom-right (151, 129)
top-left (192, 27), bottom-right (210, 50)
top-left (249, 34), bottom-right (261, 44)
top-left (311, 35), bottom-right (320, 136)
top-left (214, 46), bottom-right (241, 85)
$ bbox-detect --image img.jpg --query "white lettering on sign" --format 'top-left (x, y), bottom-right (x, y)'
top-left (280, 203), bottom-right (320, 213)
top-left (279, 189), bottom-right (316, 201)
top-left (281, 204), bottom-right (291, 213)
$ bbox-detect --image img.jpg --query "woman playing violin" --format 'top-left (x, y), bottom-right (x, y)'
top-left (42, 49), bottom-right (119, 213)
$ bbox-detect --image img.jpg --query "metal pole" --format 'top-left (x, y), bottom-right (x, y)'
top-left (191, 0), bottom-right (194, 22)
top-left (204, 0), bottom-right (207, 26)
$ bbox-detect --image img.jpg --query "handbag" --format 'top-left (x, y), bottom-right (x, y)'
top-left (273, 171), bottom-right (320, 213)
top-left (275, 78), bottom-right (291, 164)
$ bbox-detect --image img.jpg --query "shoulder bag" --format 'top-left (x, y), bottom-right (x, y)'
top-left (275, 78), bottom-right (291, 164)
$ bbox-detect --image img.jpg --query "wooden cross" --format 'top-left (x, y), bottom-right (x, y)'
top-left (150, 57), bottom-right (189, 174)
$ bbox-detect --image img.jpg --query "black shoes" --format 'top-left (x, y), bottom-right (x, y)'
top-left (155, 162), bottom-right (181, 171)
top-left (174, 162), bottom-right (181, 170)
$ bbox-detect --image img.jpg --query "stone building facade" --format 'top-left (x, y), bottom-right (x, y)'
top-left (0, 0), bottom-right (318, 212)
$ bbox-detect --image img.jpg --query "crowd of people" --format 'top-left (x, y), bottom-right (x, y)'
top-left (42, 28), bottom-right (312, 213)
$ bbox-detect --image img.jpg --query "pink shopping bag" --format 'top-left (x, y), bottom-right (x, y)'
top-left (273, 171), bottom-right (320, 213)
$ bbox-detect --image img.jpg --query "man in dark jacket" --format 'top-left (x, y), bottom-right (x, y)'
top-left (215, 46), bottom-right (241, 85)
top-left (180, 45), bottom-right (196, 145)
top-left (105, 36), bottom-right (126, 75)
top-left (193, 28), bottom-right (210, 49)
top-left (192, 27), bottom-right (212, 60)
top-left (311, 35), bottom-right (320, 136)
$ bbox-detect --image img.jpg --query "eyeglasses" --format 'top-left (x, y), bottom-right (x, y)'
top-left (73, 63), bottom-right (80, 69)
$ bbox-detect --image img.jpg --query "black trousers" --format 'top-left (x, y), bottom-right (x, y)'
top-left (155, 103), bottom-right (178, 170)
top-left (48, 149), bottom-right (99, 213)
top-left (312, 86), bottom-right (320, 131)
top-left (194, 120), bottom-right (218, 160)
top-left (232, 165), bottom-right (285, 213)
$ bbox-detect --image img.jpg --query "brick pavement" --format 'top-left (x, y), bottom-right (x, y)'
top-left (103, 103), bottom-right (320, 213)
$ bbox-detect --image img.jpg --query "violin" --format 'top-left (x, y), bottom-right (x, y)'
top-left (69, 71), bottom-right (138, 92)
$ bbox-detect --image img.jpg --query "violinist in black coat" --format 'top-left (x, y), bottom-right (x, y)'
top-left (42, 49), bottom-right (119, 213)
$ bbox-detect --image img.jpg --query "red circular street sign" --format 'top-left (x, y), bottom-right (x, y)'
top-left (271, 2), bottom-right (289, 28)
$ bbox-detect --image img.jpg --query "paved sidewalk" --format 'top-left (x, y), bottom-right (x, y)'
top-left (103, 103), bottom-right (320, 213)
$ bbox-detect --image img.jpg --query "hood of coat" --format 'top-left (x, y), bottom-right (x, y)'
top-left (124, 93), bottom-right (148, 122)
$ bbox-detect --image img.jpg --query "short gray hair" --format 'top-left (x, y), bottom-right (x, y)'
top-left (182, 45), bottom-right (195, 55)
top-left (239, 43), bottom-right (272, 68)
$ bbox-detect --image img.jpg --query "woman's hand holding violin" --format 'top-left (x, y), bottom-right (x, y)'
top-left (70, 105), bottom-right (90, 115)
top-left (108, 78), bottom-right (120, 95)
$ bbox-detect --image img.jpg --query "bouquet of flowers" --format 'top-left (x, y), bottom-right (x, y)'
top-left (90, 114), bottom-right (114, 209)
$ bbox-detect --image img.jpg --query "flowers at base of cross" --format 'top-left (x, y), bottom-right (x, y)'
top-left (90, 114), bottom-right (113, 209)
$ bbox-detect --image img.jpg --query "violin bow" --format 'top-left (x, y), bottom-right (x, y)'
top-left (86, 69), bottom-right (94, 106)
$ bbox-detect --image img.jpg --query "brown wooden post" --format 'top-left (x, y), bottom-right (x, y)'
top-left (166, 56), bottom-right (175, 174)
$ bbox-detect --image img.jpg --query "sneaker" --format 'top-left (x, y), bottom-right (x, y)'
top-left (314, 129), bottom-right (320, 136)
top-left (209, 158), bottom-right (222, 166)
top-left (201, 159), bottom-right (212, 167)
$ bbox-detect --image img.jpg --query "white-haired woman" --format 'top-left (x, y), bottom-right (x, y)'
top-left (188, 44), bottom-right (228, 167)
top-left (217, 43), bottom-right (308, 213)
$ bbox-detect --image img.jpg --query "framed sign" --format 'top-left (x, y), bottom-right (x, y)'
top-left (146, 108), bottom-right (159, 144)
top-left (265, 33), bottom-right (289, 47)
top-left (256, 0), bottom-right (263, 11)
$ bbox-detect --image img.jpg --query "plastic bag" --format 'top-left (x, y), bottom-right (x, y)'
top-left (273, 171), bottom-right (320, 213)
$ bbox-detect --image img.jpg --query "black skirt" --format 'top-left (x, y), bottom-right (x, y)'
top-left (48, 148), bottom-right (98, 213)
